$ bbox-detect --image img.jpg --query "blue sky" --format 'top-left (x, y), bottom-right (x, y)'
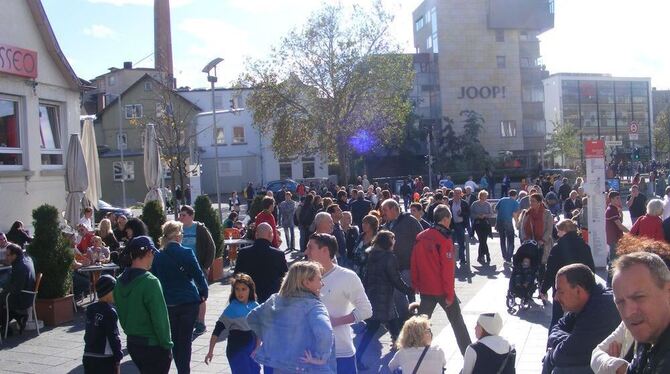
top-left (42, 0), bottom-right (670, 90)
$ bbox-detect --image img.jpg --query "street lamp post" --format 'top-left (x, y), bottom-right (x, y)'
top-left (202, 58), bottom-right (224, 219)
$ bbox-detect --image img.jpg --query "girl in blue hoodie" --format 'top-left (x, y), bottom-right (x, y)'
top-left (204, 273), bottom-right (260, 373)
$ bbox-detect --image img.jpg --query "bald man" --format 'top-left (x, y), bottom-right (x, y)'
top-left (234, 222), bottom-right (288, 302)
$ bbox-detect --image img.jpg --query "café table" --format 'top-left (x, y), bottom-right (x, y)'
top-left (223, 239), bottom-right (253, 267)
top-left (77, 263), bottom-right (120, 301)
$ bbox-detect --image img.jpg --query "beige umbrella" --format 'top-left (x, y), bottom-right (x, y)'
top-left (144, 124), bottom-right (165, 208)
top-left (65, 134), bottom-right (88, 228)
top-left (81, 117), bottom-right (101, 209)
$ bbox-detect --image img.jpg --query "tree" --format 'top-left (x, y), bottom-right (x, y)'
top-left (194, 195), bottom-right (223, 258)
top-left (654, 110), bottom-right (670, 159)
top-left (432, 111), bottom-right (491, 173)
top-left (134, 77), bottom-right (201, 218)
top-left (238, 1), bottom-right (415, 184)
top-left (548, 120), bottom-right (581, 167)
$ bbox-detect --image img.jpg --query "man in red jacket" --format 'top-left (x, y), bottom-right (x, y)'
top-left (411, 204), bottom-right (472, 355)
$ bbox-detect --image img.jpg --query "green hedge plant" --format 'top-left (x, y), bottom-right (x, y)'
top-left (141, 200), bottom-right (166, 245)
top-left (27, 204), bottom-right (73, 299)
top-left (193, 195), bottom-right (223, 258)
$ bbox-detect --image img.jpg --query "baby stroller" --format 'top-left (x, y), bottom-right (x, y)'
top-left (506, 240), bottom-right (543, 314)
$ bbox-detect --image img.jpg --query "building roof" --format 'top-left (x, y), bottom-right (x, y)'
top-left (97, 73), bottom-right (202, 117)
top-left (26, 0), bottom-right (84, 91)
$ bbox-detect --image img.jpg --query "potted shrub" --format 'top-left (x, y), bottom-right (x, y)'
top-left (193, 195), bottom-right (224, 282)
top-left (141, 200), bottom-right (166, 245)
top-left (27, 204), bottom-right (75, 326)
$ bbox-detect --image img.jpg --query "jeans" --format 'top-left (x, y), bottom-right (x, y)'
top-left (227, 332), bottom-right (260, 374)
top-left (127, 341), bottom-right (172, 374)
top-left (168, 302), bottom-right (199, 374)
top-left (498, 220), bottom-right (516, 261)
top-left (473, 221), bottom-right (490, 261)
top-left (83, 356), bottom-right (119, 374)
top-left (453, 222), bottom-right (467, 262)
top-left (356, 318), bottom-right (402, 363)
top-left (282, 224), bottom-right (295, 250)
top-left (417, 294), bottom-right (472, 355)
top-left (403, 195), bottom-right (411, 212)
top-left (336, 355), bottom-right (358, 374)
top-left (299, 226), bottom-right (311, 252)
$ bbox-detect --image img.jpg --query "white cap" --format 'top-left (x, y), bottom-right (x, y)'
top-left (477, 312), bottom-right (503, 336)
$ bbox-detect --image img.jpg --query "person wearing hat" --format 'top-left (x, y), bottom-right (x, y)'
top-left (83, 274), bottom-right (122, 374)
top-left (462, 312), bottom-right (516, 374)
top-left (113, 236), bottom-right (173, 373)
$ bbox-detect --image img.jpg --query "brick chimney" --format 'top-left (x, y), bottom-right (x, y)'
top-left (154, 0), bottom-right (174, 87)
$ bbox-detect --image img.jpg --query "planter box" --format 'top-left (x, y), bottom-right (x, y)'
top-left (208, 257), bottom-right (224, 283)
top-left (35, 295), bottom-right (74, 326)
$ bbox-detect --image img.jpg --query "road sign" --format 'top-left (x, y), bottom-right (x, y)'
top-left (629, 121), bottom-right (639, 134)
top-left (605, 140), bottom-right (623, 146)
top-left (629, 133), bottom-right (639, 141)
top-left (585, 139), bottom-right (605, 159)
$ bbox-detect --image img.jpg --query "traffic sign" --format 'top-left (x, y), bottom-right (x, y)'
top-left (629, 134), bottom-right (639, 141)
top-left (605, 140), bottom-right (623, 146)
top-left (629, 121), bottom-right (639, 134)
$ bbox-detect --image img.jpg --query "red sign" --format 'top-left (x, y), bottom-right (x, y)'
top-left (629, 121), bottom-right (639, 134)
top-left (0, 44), bottom-right (38, 79)
top-left (584, 140), bottom-right (605, 159)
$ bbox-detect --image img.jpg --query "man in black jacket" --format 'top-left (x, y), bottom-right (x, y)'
top-left (627, 185), bottom-right (647, 224)
top-left (234, 223), bottom-right (288, 303)
top-left (613, 252), bottom-right (670, 374)
top-left (449, 188), bottom-right (471, 266)
top-left (0, 244), bottom-right (35, 333)
top-left (350, 191), bottom-right (372, 229)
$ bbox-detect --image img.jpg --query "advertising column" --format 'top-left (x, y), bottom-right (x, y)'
top-left (584, 140), bottom-right (608, 267)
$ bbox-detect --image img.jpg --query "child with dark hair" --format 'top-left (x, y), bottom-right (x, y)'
top-left (513, 256), bottom-right (536, 299)
top-left (205, 273), bottom-right (260, 373)
top-left (83, 275), bottom-right (123, 374)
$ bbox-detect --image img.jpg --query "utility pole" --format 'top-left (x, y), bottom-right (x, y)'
top-left (426, 122), bottom-right (434, 190)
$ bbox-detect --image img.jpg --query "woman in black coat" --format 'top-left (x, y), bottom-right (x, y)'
top-left (6, 221), bottom-right (33, 248)
top-left (540, 219), bottom-right (595, 330)
top-left (356, 230), bottom-right (413, 369)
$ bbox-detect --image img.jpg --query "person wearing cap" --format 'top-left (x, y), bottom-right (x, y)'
top-left (83, 275), bottom-right (122, 374)
top-left (543, 264), bottom-right (620, 374)
top-left (462, 312), bottom-right (515, 374)
top-left (113, 236), bottom-right (173, 373)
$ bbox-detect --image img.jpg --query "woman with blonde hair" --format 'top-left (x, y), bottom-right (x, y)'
top-left (151, 220), bottom-right (208, 374)
top-left (247, 261), bottom-right (335, 373)
top-left (389, 315), bottom-right (446, 373)
top-left (96, 218), bottom-right (119, 252)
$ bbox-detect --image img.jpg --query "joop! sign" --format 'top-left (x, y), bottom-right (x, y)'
top-left (0, 44), bottom-right (38, 79)
top-left (458, 86), bottom-right (506, 99)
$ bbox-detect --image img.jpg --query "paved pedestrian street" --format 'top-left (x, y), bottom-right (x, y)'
top-left (0, 230), bottom-right (609, 374)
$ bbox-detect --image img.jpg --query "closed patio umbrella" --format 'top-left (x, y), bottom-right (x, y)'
top-left (81, 117), bottom-right (101, 209)
top-left (65, 134), bottom-right (88, 229)
top-left (144, 124), bottom-right (165, 208)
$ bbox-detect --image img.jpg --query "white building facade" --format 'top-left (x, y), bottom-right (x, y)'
top-left (0, 0), bottom-right (84, 231)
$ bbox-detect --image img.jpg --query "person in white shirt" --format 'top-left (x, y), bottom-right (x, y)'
top-left (389, 315), bottom-right (446, 374)
top-left (465, 176), bottom-right (479, 193)
top-left (662, 186), bottom-right (670, 220)
top-left (462, 312), bottom-right (516, 374)
top-left (79, 207), bottom-right (94, 232)
top-left (305, 233), bottom-right (372, 373)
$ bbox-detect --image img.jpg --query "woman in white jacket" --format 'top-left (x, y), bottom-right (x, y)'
top-left (590, 322), bottom-right (635, 374)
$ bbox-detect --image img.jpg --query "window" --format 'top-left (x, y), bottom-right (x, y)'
top-left (215, 128), bottom-right (225, 144)
top-left (113, 161), bottom-right (134, 182)
top-left (496, 30), bottom-right (505, 42)
top-left (500, 121), bottom-right (517, 137)
top-left (117, 132), bottom-right (128, 150)
top-left (432, 34), bottom-right (438, 53)
top-left (144, 82), bottom-right (152, 91)
top-left (496, 56), bottom-right (506, 68)
top-left (302, 157), bottom-right (315, 178)
top-left (426, 36), bottom-right (432, 50)
top-left (415, 17), bottom-right (424, 31)
top-left (108, 75), bottom-right (116, 86)
top-left (0, 96), bottom-right (22, 166)
top-left (279, 158), bottom-right (292, 179)
top-left (230, 95), bottom-right (244, 109)
top-left (430, 7), bottom-right (437, 33)
top-left (124, 104), bottom-right (143, 119)
top-left (520, 57), bottom-right (531, 68)
top-left (522, 86), bottom-right (544, 102)
top-left (520, 31), bottom-right (529, 41)
top-left (39, 103), bottom-right (63, 166)
top-left (232, 126), bottom-right (245, 144)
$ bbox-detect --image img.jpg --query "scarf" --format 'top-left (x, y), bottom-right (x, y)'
top-left (523, 207), bottom-right (544, 241)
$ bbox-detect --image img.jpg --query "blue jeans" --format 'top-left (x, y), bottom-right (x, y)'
top-left (168, 302), bottom-right (199, 374)
top-left (282, 224), bottom-right (295, 250)
top-left (336, 355), bottom-right (357, 374)
top-left (453, 222), bottom-right (467, 261)
top-left (499, 220), bottom-right (515, 261)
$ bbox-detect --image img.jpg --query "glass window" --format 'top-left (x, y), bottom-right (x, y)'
top-left (432, 34), bottom-right (438, 53)
top-left (496, 30), bottom-right (505, 42)
top-left (562, 80), bottom-right (579, 105)
top-left (113, 161), bottom-right (134, 182)
top-left (597, 81), bottom-right (614, 104)
top-left (302, 157), bottom-right (315, 178)
top-left (599, 104), bottom-right (615, 128)
top-left (108, 75), bottom-right (116, 86)
top-left (426, 36), bottom-right (432, 50)
top-left (39, 104), bottom-right (63, 165)
top-left (215, 128), bottom-right (225, 144)
top-left (124, 104), bottom-right (143, 119)
top-left (0, 96), bottom-right (22, 166)
top-left (500, 121), bottom-right (517, 137)
top-left (415, 17), bottom-right (424, 31)
top-left (523, 120), bottom-right (545, 136)
top-left (496, 56), bottom-right (506, 68)
top-left (519, 31), bottom-right (529, 41)
top-left (632, 81), bottom-right (648, 104)
top-left (581, 104), bottom-right (598, 127)
top-left (279, 159), bottom-right (292, 180)
top-left (579, 81), bottom-right (597, 104)
top-left (522, 86), bottom-right (544, 102)
top-left (117, 132), bottom-right (127, 150)
top-left (615, 82), bottom-right (631, 105)
top-left (144, 82), bottom-right (152, 91)
top-left (520, 57), bottom-right (531, 68)
top-left (232, 126), bottom-right (245, 144)
top-left (431, 7), bottom-right (437, 33)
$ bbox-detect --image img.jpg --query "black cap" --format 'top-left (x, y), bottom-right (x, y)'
top-left (95, 274), bottom-right (116, 298)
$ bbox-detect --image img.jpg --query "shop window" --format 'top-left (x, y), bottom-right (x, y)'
top-left (232, 126), bottom-right (245, 144)
top-left (302, 157), bottom-right (315, 178)
top-left (0, 96), bottom-right (22, 167)
top-left (500, 121), bottom-right (517, 137)
top-left (113, 160), bottom-right (135, 181)
top-left (39, 103), bottom-right (63, 166)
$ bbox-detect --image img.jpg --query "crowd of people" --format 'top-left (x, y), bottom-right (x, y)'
top-left (3, 169), bottom-right (670, 374)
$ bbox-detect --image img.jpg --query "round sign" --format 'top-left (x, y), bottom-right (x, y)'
top-left (629, 121), bottom-right (639, 134)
